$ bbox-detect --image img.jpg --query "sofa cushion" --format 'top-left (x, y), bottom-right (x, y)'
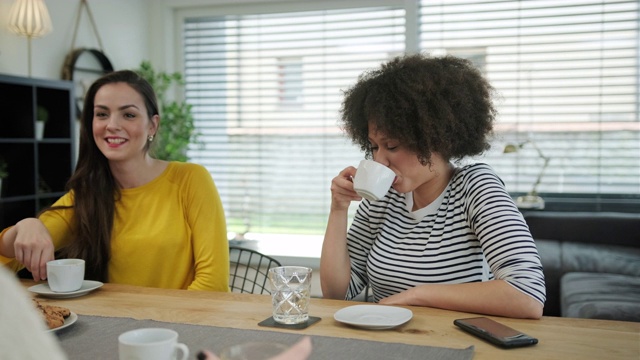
top-left (561, 272), bottom-right (640, 322)
top-left (535, 239), bottom-right (640, 317)
top-left (560, 242), bottom-right (640, 277)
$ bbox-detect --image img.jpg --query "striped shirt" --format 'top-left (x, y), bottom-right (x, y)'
top-left (345, 163), bottom-right (546, 305)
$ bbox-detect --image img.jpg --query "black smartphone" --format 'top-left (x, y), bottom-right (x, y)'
top-left (453, 317), bottom-right (538, 348)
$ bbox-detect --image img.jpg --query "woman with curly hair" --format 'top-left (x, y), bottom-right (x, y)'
top-left (320, 54), bottom-right (545, 319)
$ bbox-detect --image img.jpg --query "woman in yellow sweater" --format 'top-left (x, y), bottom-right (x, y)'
top-left (0, 70), bottom-right (229, 291)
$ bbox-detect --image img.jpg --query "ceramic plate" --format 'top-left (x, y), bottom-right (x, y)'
top-left (28, 280), bottom-right (103, 299)
top-left (334, 304), bottom-right (413, 330)
top-left (46, 311), bottom-right (78, 333)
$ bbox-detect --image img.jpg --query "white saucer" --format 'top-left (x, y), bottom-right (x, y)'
top-left (334, 304), bottom-right (413, 330)
top-left (46, 311), bottom-right (77, 333)
top-left (333, 305), bottom-right (413, 330)
top-left (28, 280), bottom-right (103, 299)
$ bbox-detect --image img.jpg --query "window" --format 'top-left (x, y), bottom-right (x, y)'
top-left (420, 0), bottom-right (639, 211)
top-left (180, 1), bottom-right (639, 239)
top-left (181, 5), bottom-right (406, 237)
top-left (277, 57), bottom-right (303, 108)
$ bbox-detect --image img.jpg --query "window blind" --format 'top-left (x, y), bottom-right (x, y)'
top-left (183, 6), bottom-right (406, 237)
top-left (419, 0), bottom-right (640, 210)
top-left (180, 1), bottom-right (639, 240)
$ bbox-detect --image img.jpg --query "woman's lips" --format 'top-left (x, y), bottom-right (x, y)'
top-left (105, 138), bottom-right (127, 147)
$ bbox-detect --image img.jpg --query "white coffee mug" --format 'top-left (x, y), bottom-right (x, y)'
top-left (118, 328), bottom-right (189, 360)
top-left (47, 259), bottom-right (85, 292)
top-left (353, 159), bottom-right (396, 201)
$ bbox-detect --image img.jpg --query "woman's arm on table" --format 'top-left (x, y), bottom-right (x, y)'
top-left (380, 279), bottom-right (543, 319)
top-left (0, 218), bottom-right (55, 280)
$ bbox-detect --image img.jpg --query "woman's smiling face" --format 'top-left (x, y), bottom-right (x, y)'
top-left (92, 82), bottom-right (158, 164)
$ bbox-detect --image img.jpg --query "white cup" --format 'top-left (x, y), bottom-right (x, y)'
top-left (353, 159), bottom-right (396, 201)
top-left (47, 259), bottom-right (85, 292)
top-left (118, 328), bottom-right (189, 360)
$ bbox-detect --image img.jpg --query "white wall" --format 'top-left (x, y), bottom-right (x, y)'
top-left (0, 0), bottom-right (152, 80)
top-left (0, 0), bottom-right (326, 80)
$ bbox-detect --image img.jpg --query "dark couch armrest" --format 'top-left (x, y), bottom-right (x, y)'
top-left (524, 212), bottom-right (640, 248)
top-left (535, 239), bottom-right (562, 316)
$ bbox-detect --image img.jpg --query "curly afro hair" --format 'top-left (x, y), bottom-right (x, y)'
top-left (340, 53), bottom-right (497, 165)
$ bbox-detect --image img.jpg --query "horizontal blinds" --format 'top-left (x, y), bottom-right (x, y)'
top-left (183, 7), bottom-right (406, 236)
top-left (181, 1), bottom-right (638, 236)
top-left (420, 0), bottom-right (640, 198)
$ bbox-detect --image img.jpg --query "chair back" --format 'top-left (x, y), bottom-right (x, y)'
top-left (229, 246), bottom-right (282, 294)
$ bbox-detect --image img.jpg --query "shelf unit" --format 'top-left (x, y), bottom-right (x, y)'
top-left (0, 74), bottom-right (76, 229)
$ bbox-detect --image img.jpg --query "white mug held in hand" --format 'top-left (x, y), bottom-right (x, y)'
top-left (353, 159), bottom-right (396, 201)
top-left (47, 259), bottom-right (85, 292)
top-left (118, 328), bottom-right (189, 360)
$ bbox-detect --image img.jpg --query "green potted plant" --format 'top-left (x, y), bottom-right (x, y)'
top-left (135, 61), bottom-right (200, 161)
top-left (36, 105), bottom-right (49, 140)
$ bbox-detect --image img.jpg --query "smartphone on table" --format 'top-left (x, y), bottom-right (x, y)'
top-left (453, 317), bottom-right (538, 348)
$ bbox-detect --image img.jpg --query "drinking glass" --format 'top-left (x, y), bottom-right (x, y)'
top-left (268, 266), bottom-right (312, 324)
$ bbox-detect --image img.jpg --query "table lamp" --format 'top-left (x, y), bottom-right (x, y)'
top-left (8, 0), bottom-right (53, 77)
top-left (503, 139), bottom-right (550, 210)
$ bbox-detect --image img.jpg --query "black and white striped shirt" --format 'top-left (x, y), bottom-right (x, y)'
top-left (346, 163), bottom-right (546, 305)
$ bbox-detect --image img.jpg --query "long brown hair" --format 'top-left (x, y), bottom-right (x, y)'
top-left (53, 70), bottom-right (159, 281)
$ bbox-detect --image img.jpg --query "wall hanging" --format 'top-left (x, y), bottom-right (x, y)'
top-left (61, 0), bottom-right (114, 118)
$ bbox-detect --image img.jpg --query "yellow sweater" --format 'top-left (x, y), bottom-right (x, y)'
top-left (1, 162), bottom-right (229, 292)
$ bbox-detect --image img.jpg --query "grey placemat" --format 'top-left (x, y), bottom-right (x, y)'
top-left (55, 315), bottom-right (474, 360)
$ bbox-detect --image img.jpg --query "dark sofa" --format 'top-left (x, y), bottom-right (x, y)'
top-left (524, 211), bottom-right (640, 322)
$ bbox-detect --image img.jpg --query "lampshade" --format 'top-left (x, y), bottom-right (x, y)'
top-left (502, 144), bottom-right (519, 154)
top-left (8, 0), bottom-right (53, 38)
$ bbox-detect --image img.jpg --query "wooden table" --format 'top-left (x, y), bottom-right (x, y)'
top-left (24, 281), bottom-right (639, 360)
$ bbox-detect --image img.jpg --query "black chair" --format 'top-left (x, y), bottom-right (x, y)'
top-left (229, 246), bottom-right (282, 294)
top-left (364, 284), bottom-right (373, 302)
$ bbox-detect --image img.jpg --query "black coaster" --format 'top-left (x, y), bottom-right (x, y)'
top-left (258, 316), bottom-right (322, 330)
